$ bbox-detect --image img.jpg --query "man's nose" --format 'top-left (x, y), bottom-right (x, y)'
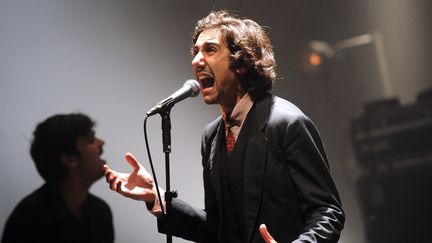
top-left (98, 138), bottom-right (105, 146)
top-left (192, 52), bottom-right (205, 69)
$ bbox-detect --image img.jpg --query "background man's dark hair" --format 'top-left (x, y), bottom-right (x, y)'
top-left (30, 113), bottom-right (95, 183)
top-left (192, 10), bottom-right (277, 98)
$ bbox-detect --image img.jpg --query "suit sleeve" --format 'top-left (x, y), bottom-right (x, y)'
top-left (281, 115), bottom-right (345, 243)
top-left (157, 197), bottom-right (217, 243)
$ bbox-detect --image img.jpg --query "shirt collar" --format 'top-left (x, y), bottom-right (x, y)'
top-left (221, 93), bottom-right (254, 127)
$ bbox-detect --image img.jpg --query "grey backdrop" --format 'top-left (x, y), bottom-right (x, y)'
top-left (1, 0), bottom-right (431, 242)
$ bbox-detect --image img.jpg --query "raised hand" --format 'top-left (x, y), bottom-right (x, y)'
top-left (103, 152), bottom-right (156, 203)
top-left (259, 224), bottom-right (277, 243)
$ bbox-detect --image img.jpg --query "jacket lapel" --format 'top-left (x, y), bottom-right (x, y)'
top-left (208, 118), bottom-right (224, 200)
top-left (244, 94), bottom-right (272, 242)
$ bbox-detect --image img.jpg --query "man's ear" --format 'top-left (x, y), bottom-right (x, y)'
top-left (61, 154), bottom-right (78, 168)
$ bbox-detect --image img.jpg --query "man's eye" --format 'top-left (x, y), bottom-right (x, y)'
top-left (205, 47), bottom-right (216, 53)
top-left (86, 132), bottom-right (96, 143)
top-left (87, 136), bottom-right (95, 143)
top-left (191, 48), bottom-right (198, 57)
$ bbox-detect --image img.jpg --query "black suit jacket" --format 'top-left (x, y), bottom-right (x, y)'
top-left (159, 94), bottom-right (345, 243)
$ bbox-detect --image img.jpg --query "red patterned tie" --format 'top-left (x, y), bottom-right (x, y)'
top-left (226, 123), bottom-right (235, 155)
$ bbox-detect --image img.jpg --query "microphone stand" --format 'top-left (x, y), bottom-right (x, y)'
top-left (160, 108), bottom-right (178, 243)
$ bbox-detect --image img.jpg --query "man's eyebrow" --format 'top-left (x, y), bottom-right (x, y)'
top-left (194, 40), bottom-right (219, 48)
top-left (204, 40), bottom-right (220, 46)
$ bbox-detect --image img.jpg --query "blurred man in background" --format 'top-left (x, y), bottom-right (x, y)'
top-left (2, 113), bottom-right (114, 243)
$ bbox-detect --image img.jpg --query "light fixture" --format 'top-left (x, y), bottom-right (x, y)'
top-left (304, 31), bottom-right (393, 98)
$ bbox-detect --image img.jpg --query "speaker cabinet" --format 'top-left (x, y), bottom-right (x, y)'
top-left (357, 161), bottom-right (432, 243)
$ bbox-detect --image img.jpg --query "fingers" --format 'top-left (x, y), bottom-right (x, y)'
top-left (103, 164), bottom-right (121, 192)
top-left (116, 180), bottom-right (123, 194)
top-left (259, 224), bottom-right (268, 238)
top-left (112, 180), bottom-right (130, 198)
top-left (259, 224), bottom-right (276, 243)
top-left (103, 164), bottom-right (113, 184)
top-left (125, 152), bottom-right (141, 171)
top-left (103, 164), bottom-right (110, 174)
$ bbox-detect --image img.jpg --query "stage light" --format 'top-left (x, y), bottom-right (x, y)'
top-left (303, 31), bottom-right (393, 98)
top-left (308, 53), bottom-right (322, 66)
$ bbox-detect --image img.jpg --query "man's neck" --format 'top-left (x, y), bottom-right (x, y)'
top-left (60, 175), bottom-right (90, 219)
top-left (220, 92), bottom-right (254, 127)
top-left (220, 89), bottom-right (247, 117)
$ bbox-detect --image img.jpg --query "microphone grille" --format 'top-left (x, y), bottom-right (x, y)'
top-left (185, 79), bottom-right (200, 97)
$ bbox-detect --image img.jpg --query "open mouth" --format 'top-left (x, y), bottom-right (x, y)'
top-left (200, 76), bottom-right (214, 89)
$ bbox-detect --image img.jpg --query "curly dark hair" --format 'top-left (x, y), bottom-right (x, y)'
top-left (192, 10), bottom-right (277, 98)
top-left (30, 113), bottom-right (95, 183)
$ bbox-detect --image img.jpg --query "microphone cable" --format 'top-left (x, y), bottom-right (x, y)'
top-left (143, 115), bottom-right (166, 217)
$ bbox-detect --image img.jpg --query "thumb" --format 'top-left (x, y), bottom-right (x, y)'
top-left (125, 152), bottom-right (141, 171)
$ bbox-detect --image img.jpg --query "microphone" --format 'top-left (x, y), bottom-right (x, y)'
top-left (146, 79), bottom-right (200, 116)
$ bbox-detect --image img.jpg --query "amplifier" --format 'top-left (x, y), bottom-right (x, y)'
top-left (351, 91), bottom-right (432, 167)
top-left (356, 161), bottom-right (432, 243)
